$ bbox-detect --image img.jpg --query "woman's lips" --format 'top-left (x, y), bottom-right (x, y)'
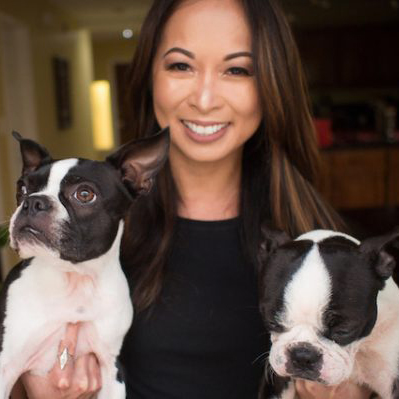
top-left (181, 120), bottom-right (229, 142)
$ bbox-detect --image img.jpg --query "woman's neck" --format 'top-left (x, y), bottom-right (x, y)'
top-left (170, 150), bottom-right (242, 221)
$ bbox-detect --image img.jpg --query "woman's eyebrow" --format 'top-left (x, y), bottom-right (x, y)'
top-left (224, 51), bottom-right (253, 61)
top-left (163, 47), bottom-right (195, 59)
top-left (163, 48), bottom-right (253, 61)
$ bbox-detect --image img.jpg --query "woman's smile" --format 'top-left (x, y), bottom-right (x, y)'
top-left (181, 120), bottom-right (230, 142)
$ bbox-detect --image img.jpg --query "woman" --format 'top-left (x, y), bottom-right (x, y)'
top-left (13, 0), bottom-right (372, 398)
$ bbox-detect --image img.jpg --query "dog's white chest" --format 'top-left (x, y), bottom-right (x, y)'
top-left (1, 258), bottom-right (133, 378)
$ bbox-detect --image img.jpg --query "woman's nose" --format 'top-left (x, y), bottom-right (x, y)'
top-left (187, 72), bottom-right (223, 113)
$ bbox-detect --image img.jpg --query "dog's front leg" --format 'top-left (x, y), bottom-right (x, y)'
top-left (391, 377), bottom-right (399, 399)
top-left (0, 364), bottom-right (22, 399)
top-left (279, 378), bottom-right (295, 399)
top-left (96, 360), bottom-right (126, 399)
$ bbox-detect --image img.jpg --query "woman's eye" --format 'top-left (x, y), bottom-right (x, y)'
top-left (74, 188), bottom-right (97, 204)
top-left (166, 62), bottom-right (191, 72)
top-left (226, 66), bottom-right (251, 76)
top-left (17, 184), bottom-right (28, 204)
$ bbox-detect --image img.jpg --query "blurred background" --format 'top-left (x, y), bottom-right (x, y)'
top-left (0, 0), bottom-right (398, 277)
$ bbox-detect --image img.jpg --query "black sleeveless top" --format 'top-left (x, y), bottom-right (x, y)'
top-left (120, 217), bottom-right (268, 398)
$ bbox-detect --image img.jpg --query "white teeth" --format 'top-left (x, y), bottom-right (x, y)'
top-left (183, 121), bottom-right (228, 136)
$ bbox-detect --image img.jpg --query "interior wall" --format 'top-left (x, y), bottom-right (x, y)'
top-left (0, 0), bottom-right (75, 33)
top-left (92, 36), bottom-right (137, 146)
top-left (92, 36), bottom-right (136, 81)
top-left (0, 0), bottom-right (98, 274)
top-left (32, 29), bottom-right (96, 160)
top-left (0, 14), bottom-right (38, 275)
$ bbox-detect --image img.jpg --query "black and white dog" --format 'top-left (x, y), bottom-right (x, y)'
top-left (0, 129), bottom-right (169, 399)
top-left (258, 227), bottom-right (399, 399)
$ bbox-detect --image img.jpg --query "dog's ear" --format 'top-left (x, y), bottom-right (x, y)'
top-left (12, 131), bottom-right (52, 176)
top-left (258, 224), bottom-right (291, 266)
top-left (106, 127), bottom-right (170, 196)
top-left (360, 227), bottom-right (399, 279)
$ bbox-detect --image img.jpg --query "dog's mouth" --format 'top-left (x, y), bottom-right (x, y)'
top-left (15, 224), bottom-right (51, 246)
top-left (21, 225), bottom-right (43, 237)
top-left (289, 371), bottom-right (323, 382)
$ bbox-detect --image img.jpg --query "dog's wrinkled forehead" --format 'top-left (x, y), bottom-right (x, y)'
top-left (23, 158), bottom-right (126, 200)
top-left (30, 159), bottom-right (78, 197)
top-left (296, 230), bottom-right (360, 246)
top-left (282, 244), bottom-right (330, 330)
top-left (279, 231), bottom-right (361, 328)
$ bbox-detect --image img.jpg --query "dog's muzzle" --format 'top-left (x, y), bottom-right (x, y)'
top-left (10, 195), bottom-right (59, 252)
top-left (285, 342), bottom-right (323, 381)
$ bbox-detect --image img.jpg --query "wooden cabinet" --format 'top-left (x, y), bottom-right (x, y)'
top-left (319, 147), bottom-right (399, 209)
top-left (295, 27), bottom-right (399, 88)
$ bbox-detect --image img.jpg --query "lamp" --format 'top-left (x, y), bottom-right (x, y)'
top-left (90, 80), bottom-right (114, 151)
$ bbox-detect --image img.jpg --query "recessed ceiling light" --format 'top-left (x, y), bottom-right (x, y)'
top-left (122, 29), bottom-right (133, 39)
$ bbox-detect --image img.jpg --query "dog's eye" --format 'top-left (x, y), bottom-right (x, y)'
top-left (267, 319), bottom-right (285, 333)
top-left (16, 183), bottom-right (28, 204)
top-left (17, 181), bottom-right (28, 195)
top-left (329, 329), bottom-right (354, 346)
top-left (74, 187), bottom-right (97, 204)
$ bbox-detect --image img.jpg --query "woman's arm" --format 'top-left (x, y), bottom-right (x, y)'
top-left (11, 323), bottom-right (101, 399)
top-left (296, 379), bottom-right (373, 399)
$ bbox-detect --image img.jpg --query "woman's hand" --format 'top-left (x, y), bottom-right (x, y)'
top-left (295, 379), bottom-right (373, 399)
top-left (17, 323), bottom-right (102, 399)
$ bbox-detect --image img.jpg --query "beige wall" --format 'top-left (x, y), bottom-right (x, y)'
top-left (0, 0), bottom-right (75, 33)
top-left (0, 0), bottom-right (99, 273)
top-left (92, 36), bottom-right (136, 81)
top-left (32, 29), bottom-right (96, 159)
top-left (0, 0), bottom-right (141, 274)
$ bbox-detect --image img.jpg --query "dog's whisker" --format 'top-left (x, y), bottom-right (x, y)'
top-left (252, 350), bottom-right (270, 365)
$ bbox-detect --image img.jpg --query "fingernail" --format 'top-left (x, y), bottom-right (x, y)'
top-left (58, 378), bottom-right (70, 389)
top-left (79, 378), bottom-right (88, 390)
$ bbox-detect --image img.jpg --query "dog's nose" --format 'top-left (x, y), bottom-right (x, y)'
top-left (289, 344), bottom-right (322, 369)
top-left (22, 195), bottom-right (52, 216)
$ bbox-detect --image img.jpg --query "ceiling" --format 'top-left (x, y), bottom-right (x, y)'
top-left (46, 0), bottom-right (399, 38)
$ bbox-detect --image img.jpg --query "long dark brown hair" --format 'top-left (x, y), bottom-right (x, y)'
top-left (122, 0), bottom-right (344, 311)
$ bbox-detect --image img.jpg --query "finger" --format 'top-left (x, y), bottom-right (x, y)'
top-left (59, 322), bottom-right (80, 361)
top-left (77, 354), bottom-right (102, 399)
top-left (72, 355), bottom-right (91, 397)
top-left (295, 379), bottom-right (331, 399)
top-left (87, 353), bottom-right (102, 393)
top-left (295, 379), bottom-right (313, 399)
top-left (77, 354), bottom-right (101, 399)
top-left (51, 323), bottom-right (80, 390)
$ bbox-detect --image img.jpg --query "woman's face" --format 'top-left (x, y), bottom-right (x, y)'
top-left (152, 0), bottom-right (262, 166)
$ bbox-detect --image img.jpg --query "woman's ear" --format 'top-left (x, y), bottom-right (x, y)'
top-left (12, 131), bottom-right (53, 176)
top-left (106, 127), bottom-right (170, 196)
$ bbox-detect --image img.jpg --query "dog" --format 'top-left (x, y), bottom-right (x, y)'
top-left (0, 128), bottom-right (169, 399)
top-left (258, 227), bottom-right (399, 399)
